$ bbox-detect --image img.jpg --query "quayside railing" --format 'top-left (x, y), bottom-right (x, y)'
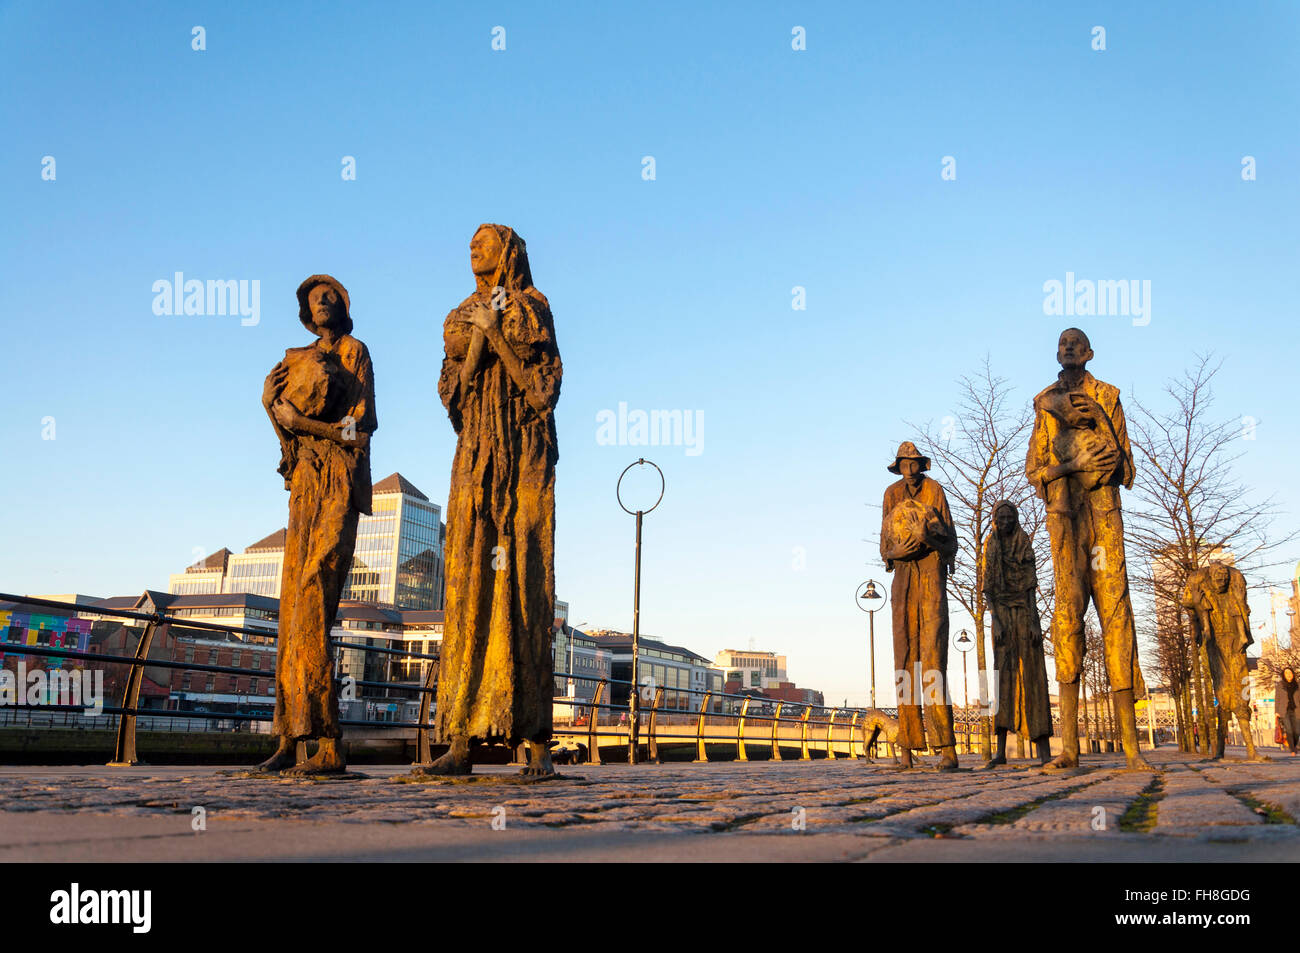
top-left (0, 592), bottom-right (1024, 766)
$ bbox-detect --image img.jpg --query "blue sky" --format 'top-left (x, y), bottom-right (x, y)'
top-left (2, 1), bottom-right (1297, 706)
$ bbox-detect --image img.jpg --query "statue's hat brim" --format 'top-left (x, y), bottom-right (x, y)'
top-left (887, 440), bottom-right (931, 474)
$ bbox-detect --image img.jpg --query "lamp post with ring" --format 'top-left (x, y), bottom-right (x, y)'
top-left (855, 579), bottom-right (887, 709)
top-left (617, 458), bottom-right (664, 765)
top-left (954, 628), bottom-right (975, 712)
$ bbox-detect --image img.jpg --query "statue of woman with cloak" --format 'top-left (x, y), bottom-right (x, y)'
top-left (980, 500), bottom-right (1052, 768)
top-left (420, 224), bottom-right (561, 776)
top-left (257, 274), bottom-right (377, 774)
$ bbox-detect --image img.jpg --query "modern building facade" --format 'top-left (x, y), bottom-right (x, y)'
top-left (713, 648), bottom-right (824, 708)
top-left (587, 631), bottom-right (724, 711)
top-left (168, 472), bottom-right (446, 610)
top-left (554, 623), bottom-right (611, 705)
top-left (714, 649), bottom-right (788, 690)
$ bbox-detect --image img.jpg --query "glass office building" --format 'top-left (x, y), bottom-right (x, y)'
top-left (168, 472), bottom-right (445, 610)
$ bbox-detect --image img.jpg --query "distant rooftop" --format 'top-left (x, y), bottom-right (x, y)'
top-left (245, 529), bottom-right (287, 553)
top-left (166, 474), bottom-right (431, 578)
top-left (187, 547), bottom-right (232, 572)
top-left (373, 472), bottom-right (429, 501)
top-left (586, 630), bottom-right (712, 665)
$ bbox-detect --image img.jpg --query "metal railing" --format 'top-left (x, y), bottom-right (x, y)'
top-left (543, 671), bottom-right (1000, 764)
top-left (0, 593), bottom-right (437, 766)
top-left (1, 592), bottom-right (997, 767)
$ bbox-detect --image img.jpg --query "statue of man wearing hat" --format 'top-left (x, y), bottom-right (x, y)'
top-left (256, 274), bottom-right (377, 774)
top-left (880, 441), bottom-right (960, 770)
top-left (1027, 328), bottom-right (1150, 770)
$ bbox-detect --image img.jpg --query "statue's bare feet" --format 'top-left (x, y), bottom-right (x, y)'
top-left (284, 738), bottom-right (346, 776)
top-left (412, 738), bottom-right (472, 776)
top-left (978, 755), bottom-right (1007, 771)
top-left (938, 749), bottom-right (960, 772)
top-left (522, 740), bottom-right (556, 778)
top-left (256, 739), bottom-right (297, 773)
top-left (1043, 752), bottom-right (1078, 771)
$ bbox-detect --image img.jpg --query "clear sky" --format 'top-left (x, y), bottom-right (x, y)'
top-left (3, 1), bottom-right (1297, 707)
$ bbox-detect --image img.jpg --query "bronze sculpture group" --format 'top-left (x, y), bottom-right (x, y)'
top-left (250, 241), bottom-right (1255, 777)
top-left (881, 327), bottom-right (1261, 771)
top-left (880, 328), bottom-right (1150, 771)
top-left (258, 228), bottom-right (561, 778)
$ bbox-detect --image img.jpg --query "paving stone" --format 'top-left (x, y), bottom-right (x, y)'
top-left (862, 774), bottom-right (1097, 836)
top-left (0, 748), bottom-right (1297, 858)
top-left (952, 770), bottom-right (1138, 836)
top-left (1153, 766), bottom-right (1263, 834)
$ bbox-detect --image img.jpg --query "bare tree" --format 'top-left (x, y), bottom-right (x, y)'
top-left (1126, 354), bottom-right (1298, 753)
top-left (905, 357), bottom-right (1051, 758)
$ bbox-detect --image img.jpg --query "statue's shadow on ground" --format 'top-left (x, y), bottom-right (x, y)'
top-left (389, 771), bottom-right (586, 785)
top-left (218, 769), bottom-right (372, 782)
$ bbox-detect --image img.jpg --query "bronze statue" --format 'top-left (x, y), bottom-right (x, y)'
top-left (1180, 561), bottom-right (1261, 760)
top-left (1027, 328), bottom-right (1150, 770)
top-left (980, 500), bottom-right (1052, 767)
top-left (258, 275), bottom-right (376, 774)
top-left (419, 224), bottom-right (562, 777)
top-left (880, 441), bottom-right (959, 770)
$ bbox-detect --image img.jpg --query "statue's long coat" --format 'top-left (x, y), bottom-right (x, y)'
top-left (436, 227), bottom-right (561, 745)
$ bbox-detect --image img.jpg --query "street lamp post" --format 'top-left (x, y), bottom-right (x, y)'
top-left (617, 458), bottom-right (664, 765)
top-left (856, 580), bottom-right (887, 709)
top-left (954, 628), bottom-right (974, 712)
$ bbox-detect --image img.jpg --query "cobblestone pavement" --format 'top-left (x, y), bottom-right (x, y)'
top-left (1, 748), bottom-right (1298, 861)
